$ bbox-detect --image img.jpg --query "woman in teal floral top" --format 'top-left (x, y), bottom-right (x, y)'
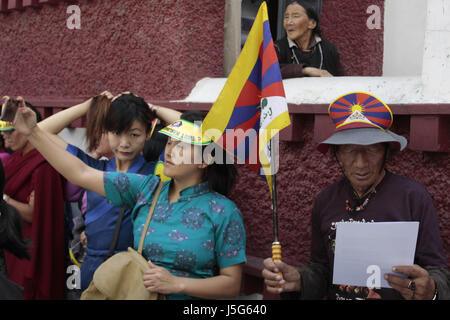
top-left (12, 96), bottom-right (246, 300)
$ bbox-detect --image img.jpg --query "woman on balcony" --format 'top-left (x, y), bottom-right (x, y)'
top-left (275, 0), bottom-right (341, 78)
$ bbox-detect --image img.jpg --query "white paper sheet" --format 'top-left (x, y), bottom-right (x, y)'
top-left (332, 221), bottom-right (419, 288)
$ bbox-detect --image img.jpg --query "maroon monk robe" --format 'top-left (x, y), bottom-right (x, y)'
top-left (3, 148), bottom-right (66, 300)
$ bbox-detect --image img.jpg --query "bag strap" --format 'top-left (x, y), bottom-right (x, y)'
top-left (105, 161), bottom-right (149, 260)
top-left (105, 208), bottom-right (126, 260)
top-left (138, 180), bottom-right (164, 254)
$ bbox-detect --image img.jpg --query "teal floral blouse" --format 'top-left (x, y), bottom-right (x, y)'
top-left (103, 172), bottom-right (247, 299)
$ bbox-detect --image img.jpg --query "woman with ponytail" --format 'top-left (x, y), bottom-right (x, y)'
top-left (36, 92), bottom-right (157, 291)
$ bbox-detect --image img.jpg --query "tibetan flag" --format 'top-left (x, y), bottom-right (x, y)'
top-left (201, 1), bottom-right (290, 197)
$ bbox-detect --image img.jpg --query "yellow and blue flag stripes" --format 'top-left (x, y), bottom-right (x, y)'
top-left (201, 2), bottom-right (290, 197)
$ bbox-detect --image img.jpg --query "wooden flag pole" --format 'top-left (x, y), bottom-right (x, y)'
top-left (270, 137), bottom-right (282, 270)
top-left (271, 173), bottom-right (282, 264)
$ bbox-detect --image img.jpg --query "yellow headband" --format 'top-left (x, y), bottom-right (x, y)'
top-left (0, 120), bottom-right (14, 131)
top-left (159, 119), bottom-right (211, 145)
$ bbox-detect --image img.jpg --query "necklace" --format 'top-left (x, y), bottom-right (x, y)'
top-left (345, 189), bottom-right (376, 214)
top-left (291, 42), bottom-right (324, 69)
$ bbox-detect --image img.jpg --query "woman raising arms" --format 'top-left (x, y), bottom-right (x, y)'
top-left (14, 97), bottom-right (246, 300)
top-left (36, 92), bottom-right (158, 291)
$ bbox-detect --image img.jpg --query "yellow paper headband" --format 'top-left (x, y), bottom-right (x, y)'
top-left (0, 120), bottom-right (14, 131)
top-left (159, 119), bottom-right (211, 146)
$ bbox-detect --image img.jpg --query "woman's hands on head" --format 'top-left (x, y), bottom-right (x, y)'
top-left (99, 90), bottom-right (114, 100)
top-left (97, 90), bottom-right (129, 102)
top-left (101, 90), bottom-right (133, 102)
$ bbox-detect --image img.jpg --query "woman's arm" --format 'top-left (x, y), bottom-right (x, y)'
top-left (178, 264), bottom-right (243, 298)
top-left (147, 103), bottom-right (182, 125)
top-left (29, 127), bottom-right (105, 197)
top-left (143, 262), bottom-right (243, 299)
top-left (302, 67), bottom-right (333, 77)
top-left (13, 100), bottom-right (106, 197)
top-left (37, 98), bottom-right (93, 149)
top-left (38, 98), bottom-right (92, 135)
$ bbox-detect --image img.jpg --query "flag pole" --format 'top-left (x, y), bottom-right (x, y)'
top-left (270, 136), bottom-right (282, 267)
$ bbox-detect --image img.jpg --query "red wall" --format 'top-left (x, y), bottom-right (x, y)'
top-left (0, 0), bottom-right (225, 100)
top-left (321, 0), bottom-right (384, 76)
top-left (0, 0), bottom-right (384, 100)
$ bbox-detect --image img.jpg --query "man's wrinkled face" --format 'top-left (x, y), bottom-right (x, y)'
top-left (336, 143), bottom-right (386, 196)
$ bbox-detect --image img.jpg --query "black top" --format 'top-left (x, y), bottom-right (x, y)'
top-left (0, 272), bottom-right (23, 300)
top-left (274, 36), bottom-right (341, 78)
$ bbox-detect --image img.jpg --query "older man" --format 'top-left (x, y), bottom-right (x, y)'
top-left (262, 92), bottom-right (450, 300)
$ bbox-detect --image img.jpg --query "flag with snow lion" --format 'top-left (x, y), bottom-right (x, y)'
top-left (200, 1), bottom-right (290, 197)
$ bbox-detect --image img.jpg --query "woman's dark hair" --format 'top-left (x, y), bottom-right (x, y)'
top-left (143, 123), bottom-right (168, 162)
top-left (286, 0), bottom-right (322, 36)
top-left (104, 93), bottom-right (154, 136)
top-left (180, 111), bottom-right (238, 197)
top-left (0, 161), bottom-right (30, 260)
